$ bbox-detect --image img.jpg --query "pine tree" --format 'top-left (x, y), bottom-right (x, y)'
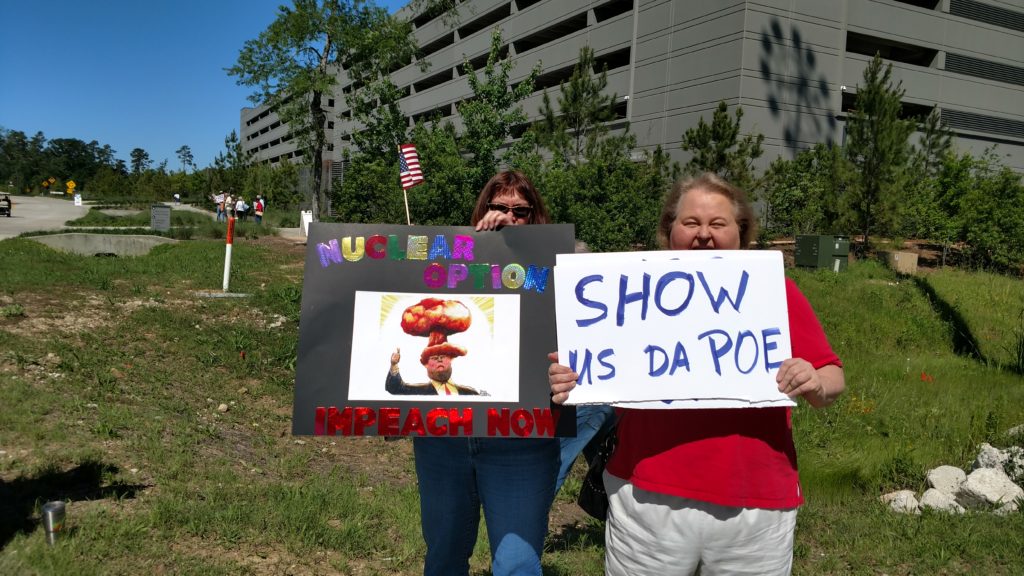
top-left (535, 47), bottom-right (618, 166)
top-left (843, 54), bottom-right (914, 250)
top-left (679, 101), bottom-right (764, 194)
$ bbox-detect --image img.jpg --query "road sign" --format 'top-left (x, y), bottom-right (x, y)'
top-left (67, 180), bottom-right (76, 189)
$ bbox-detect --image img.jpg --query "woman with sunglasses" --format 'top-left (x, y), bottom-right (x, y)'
top-left (470, 170), bottom-right (547, 230)
top-left (411, 170), bottom-right (559, 576)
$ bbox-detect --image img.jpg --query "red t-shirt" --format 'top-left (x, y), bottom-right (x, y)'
top-left (606, 278), bottom-right (841, 509)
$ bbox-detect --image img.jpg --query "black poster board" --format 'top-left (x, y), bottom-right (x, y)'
top-left (292, 222), bottom-right (576, 438)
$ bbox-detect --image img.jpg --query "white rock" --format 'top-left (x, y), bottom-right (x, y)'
top-left (973, 443), bottom-right (1007, 470)
top-left (217, 403), bottom-right (229, 413)
top-left (1006, 424), bottom-right (1024, 439)
top-left (1003, 446), bottom-right (1024, 485)
top-left (994, 500), bottom-right (1020, 516)
top-left (956, 467), bottom-right (1024, 509)
top-left (926, 465), bottom-right (966, 494)
top-left (919, 488), bottom-right (965, 514)
top-left (880, 490), bottom-right (920, 514)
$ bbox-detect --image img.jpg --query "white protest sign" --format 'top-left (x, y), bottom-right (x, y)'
top-left (554, 250), bottom-right (796, 408)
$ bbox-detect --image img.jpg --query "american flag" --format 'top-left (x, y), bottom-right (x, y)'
top-left (398, 144), bottom-right (424, 190)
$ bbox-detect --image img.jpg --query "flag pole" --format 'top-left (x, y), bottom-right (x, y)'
top-left (403, 188), bottom-right (411, 225)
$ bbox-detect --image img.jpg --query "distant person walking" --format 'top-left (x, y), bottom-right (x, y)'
top-left (254, 196), bottom-right (265, 225)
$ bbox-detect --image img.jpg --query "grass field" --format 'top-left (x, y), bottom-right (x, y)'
top-left (0, 236), bottom-right (1021, 575)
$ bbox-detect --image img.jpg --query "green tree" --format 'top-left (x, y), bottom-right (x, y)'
top-left (761, 143), bottom-right (849, 238)
top-left (457, 28), bottom-right (540, 192)
top-left (0, 129), bottom-right (47, 192)
top-left (679, 100), bottom-right (764, 193)
top-left (537, 138), bottom-right (675, 251)
top-left (343, 6), bottom-right (417, 157)
top-left (244, 161), bottom-right (301, 209)
top-left (229, 0), bottom-right (351, 221)
top-left (175, 145), bottom-right (194, 173)
top-left (535, 46), bottom-right (618, 166)
top-left (527, 47), bottom-right (675, 250)
top-left (335, 28), bottom-right (539, 226)
top-left (912, 106), bottom-right (953, 178)
top-left (129, 147), bottom-right (151, 175)
top-left (939, 150), bottom-right (1024, 271)
top-left (842, 54), bottom-right (914, 250)
top-left (211, 131), bottom-right (250, 196)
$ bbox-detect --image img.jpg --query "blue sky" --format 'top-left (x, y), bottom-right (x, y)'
top-left (0, 0), bottom-right (407, 171)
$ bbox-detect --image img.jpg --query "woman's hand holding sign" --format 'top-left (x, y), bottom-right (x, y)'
top-left (776, 358), bottom-right (845, 409)
top-left (547, 351), bottom-right (577, 405)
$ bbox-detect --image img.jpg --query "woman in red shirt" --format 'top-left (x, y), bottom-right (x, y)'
top-left (548, 173), bottom-right (845, 576)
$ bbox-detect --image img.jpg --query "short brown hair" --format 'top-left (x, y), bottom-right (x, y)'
top-left (657, 173), bottom-right (758, 249)
top-left (470, 171), bottom-right (550, 225)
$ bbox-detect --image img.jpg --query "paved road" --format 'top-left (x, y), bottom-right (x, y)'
top-left (0, 194), bottom-right (90, 240)
top-left (0, 195), bottom-right (307, 243)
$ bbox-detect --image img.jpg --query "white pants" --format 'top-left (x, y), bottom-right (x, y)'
top-left (604, 472), bottom-right (797, 576)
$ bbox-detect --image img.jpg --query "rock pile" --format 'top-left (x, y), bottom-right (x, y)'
top-left (881, 433), bottom-right (1024, 516)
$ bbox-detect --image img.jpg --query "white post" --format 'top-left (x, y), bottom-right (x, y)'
top-left (222, 217), bottom-right (235, 292)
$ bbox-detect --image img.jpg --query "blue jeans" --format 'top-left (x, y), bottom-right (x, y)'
top-left (412, 437), bottom-right (558, 576)
top-left (555, 405), bottom-right (616, 492)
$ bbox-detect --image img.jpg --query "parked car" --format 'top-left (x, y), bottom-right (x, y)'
top-left (0, 194), bottom-right (11, 217)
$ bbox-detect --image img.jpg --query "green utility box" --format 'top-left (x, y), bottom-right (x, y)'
top-left (795, 235), bottom-right (849, 272)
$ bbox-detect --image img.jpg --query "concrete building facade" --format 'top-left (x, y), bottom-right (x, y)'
top-left (240, 0), bottom-right (1024, 180)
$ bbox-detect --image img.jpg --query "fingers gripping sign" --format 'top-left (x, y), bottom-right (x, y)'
top-left (547, 351), bottom-right (578, 405)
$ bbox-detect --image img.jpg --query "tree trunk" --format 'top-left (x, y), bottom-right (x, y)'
top-left (310, 91), bottom-right (326, 221)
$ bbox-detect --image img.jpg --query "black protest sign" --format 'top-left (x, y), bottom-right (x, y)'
top-left (292, 222), bottom-right (576, 438)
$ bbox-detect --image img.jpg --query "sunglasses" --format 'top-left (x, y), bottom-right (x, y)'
top-left (487, 203), bottom-right (533, 219)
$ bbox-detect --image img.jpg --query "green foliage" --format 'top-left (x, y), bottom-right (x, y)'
top-left (912, 106), bottom-right (954, 178)
top-left (129, 147), bottom-right (151, 175)
top-left (761, 143), bottom-right (849, 238)
top-left (333, 28), bottom-right (534, 227)
top-left (175, 145), bottom-right (194, 173)
top-left (678, 100), bottom-right (764, 194)
top-left (953, 154), bottom-right (1024, 272)
top-left (209, 131), bottom-right (250, 198)
top-left (458, 29), bottom-right (540, 192)
top-left (537, 138), bottom-right (674, 251)
top-left (243, 160), bottom-right (302, 210)
top-left (525, 47), bottom-right (675, 251)
top-left (332, 153), bottom-right (409, 223)
top-left (228, 0), bottom-right (404, 220)
top-left (343, 6), bottom-right (418, 157)
top-left (843, 54), bottom-right (915, 248)
top-left (534, 47), bottom-right (618, 166)
top-left (0, 303), bottom-right (25, 317)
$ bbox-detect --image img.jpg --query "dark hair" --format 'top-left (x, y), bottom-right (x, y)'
top-left (657, 173), bottom-right (758, 249)
top-left (470, 171), bottom-right (550, 225)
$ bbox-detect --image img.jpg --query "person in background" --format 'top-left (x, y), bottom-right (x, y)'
top-left (235, 196), bottom-right (249, 221)
top-left (254, 196), bottom-right (265, 225)
top-left (548, 173), bottom-right (845, 576)
top-left (213, 191), bottom-right (226, 222)
top-left (410, 170), bottom-right (559, 576)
